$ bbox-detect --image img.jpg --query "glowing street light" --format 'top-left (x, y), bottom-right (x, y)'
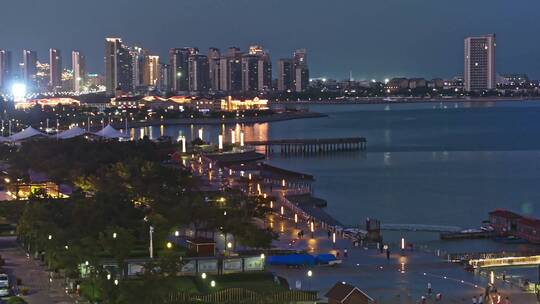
top-left (332, 232), bottom-right (336, 248)
top-left (260, 253), bottom-right (265, 260)
top-left (270, 201), bottom-right (273, 209)
top-left (240, 131), bottom-right (245, 147)
top-left (48, 234), bottom-right (53, 240)
top-left (280, 206), bottom-right (284, 216)
top-left (114, 279), bottom-right (119, 286)
top-left (218, 134), bottom-right (223, 150)
top-left (113, 232), bottom-right (117, 239)
top-left (490, 271), bottom-right (495, 285)
top-left (12, 83), bottom-right (27, 102)
top-left (294, 213), bottom-right (298, 227)
top-left (307, 270), bottom-right (313, 277)
top-left (210, 280), bottom-right (216, 288)
top-left (198, 128), bottom-right (203, 140)
top-left (181, 136), bottom-right (186, 153)
top-left (230, 129), bottom-right (236, 144)
top-left (166, 242), bottom-right (173, 249)
top-left (201, 272), bottom-right (207, 280)
top-left (310, 221), bottom-right (314, 238)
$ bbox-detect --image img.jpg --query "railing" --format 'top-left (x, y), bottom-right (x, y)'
top-left (166, 288), bottom-right (318, 304)
top-left (381, 223), bottom-right (462, 232)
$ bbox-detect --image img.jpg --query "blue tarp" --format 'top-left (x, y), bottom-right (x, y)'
top-left (315, 254), bottom-right (337, 264)
top-left (266, 254), bottom-right (316, 266)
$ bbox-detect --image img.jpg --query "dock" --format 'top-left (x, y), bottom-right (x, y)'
top-left (245, 137), bottom-right (367, 154)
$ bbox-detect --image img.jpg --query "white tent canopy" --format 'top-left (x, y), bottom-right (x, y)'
top-left (56, 126), bottom-right (88, 139)
top-left (9, 127), bottom-right (48, 142)
top-left (94, 124), bottom-right (130, 139)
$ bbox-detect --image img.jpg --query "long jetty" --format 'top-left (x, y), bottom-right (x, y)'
top-left (245, 137), bottom-right (367, 154)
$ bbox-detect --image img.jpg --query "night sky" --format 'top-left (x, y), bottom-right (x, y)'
top-left (1, 0), bottom-right (539, 80)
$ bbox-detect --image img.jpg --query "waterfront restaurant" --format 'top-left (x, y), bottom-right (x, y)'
top-left (516, 217), bottom-right (540, 244)
top-left (489, 209), bottom-right (540, 244)
top-left (489, 209), bottom-right (520, 235)
top-left (220, 96), bottom-right (269, 112)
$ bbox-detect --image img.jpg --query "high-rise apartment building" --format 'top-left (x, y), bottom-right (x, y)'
top-left (169, 47), bottom-right (198, 93)
top-left (208, 48), bottom-right (221, 92)
top-left (277, 58), bottom-right (294, 92)
top-left (144, 55), bottom-right (160, 87)
top-left (219, 47), bottom-right (243, 93)
top-left (464, 34), bottom-right (496, 92)
top-left (105, 38), bottom-right (133, 95)
top-left (241, 45), bottom-right (271, 93)
top-left (131, 46), bottom-right (148, 90)
top-left (72, 51), bottom-right (86, 92)
top-left (49, 49), bottom-right (62, 90)
top-left (188, 54), bottom-right (209, 92)
top-left (159, 63), bottom-right (170, 93)
top-left (293, 49), bottom-right (309, 92)
top-left (0, 50), bottom-right (12, 90)
top-left (23, 50), bottom-right (38, 89)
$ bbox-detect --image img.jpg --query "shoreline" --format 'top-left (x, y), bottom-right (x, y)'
top-left (112, 111), bottom-right (327, 129)
top-left (271, 96), bottom-right (537, 105)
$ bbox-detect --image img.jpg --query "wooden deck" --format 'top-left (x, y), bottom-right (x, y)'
top-left (245, 137), bottom-right (367, 154)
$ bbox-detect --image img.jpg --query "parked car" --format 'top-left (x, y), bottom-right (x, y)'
top-left (0, 273), bottom-right (10, 297)
top-left (0, 274), bottom-right (8, 288)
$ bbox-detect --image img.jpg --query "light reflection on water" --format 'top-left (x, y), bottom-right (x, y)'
top-left (131, 101), bottom-right (540, 241)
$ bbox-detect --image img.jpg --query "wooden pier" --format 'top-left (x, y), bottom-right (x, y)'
top-left (245, 137), bottom-right (367, 154)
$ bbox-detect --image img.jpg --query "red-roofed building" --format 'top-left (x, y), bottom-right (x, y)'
top-left (325, 282), bottom-right (374, 304)
top-left (489, 209), bottom-right (521, 235)
top-left (517, 217), bottom-right (540, 244)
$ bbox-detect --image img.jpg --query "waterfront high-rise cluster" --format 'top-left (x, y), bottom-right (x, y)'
top-left (0, 33), bottom-right (507, 96)
top-left (105, 38), bottom-right (310, 96)
top-left (0, 48), bottom-right (91, 94)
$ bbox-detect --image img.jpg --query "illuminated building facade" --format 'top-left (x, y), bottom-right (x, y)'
top-left (464, 34), bottom-right (496, 92)
top-left (220, 96), bottom-right (268, 111)
top-left (104, 38), bottom-right (133, 95)
top-left (49, 48), bottom-right (62, 90)
top-left (23, 50), bottom-right (38, 90)
top-left (72, 51), bottom-right (86, 92)
top-left (144, 55), bottom-right (160, 87)
top-left (0, 50), bottom-right (12, 91)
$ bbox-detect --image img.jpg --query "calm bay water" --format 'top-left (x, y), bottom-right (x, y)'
top-left (133, 101), bottom-right (540, 229)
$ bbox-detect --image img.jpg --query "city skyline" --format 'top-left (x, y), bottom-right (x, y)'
top-left (0, 0), bottom-right (539, 80)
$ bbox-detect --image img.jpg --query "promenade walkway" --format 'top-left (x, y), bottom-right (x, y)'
top-left (266, 212), bottom-right (537, 303)
top-left (0, 237), bottom-right (82, 304)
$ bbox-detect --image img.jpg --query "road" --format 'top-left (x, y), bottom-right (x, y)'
top-left (0, 237), bottom-right (74, 304)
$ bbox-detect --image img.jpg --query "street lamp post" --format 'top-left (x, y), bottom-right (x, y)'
top-left (307, 270), bottom-right (313, 290)
top-left (149, 226), bottom-right (154, 259)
